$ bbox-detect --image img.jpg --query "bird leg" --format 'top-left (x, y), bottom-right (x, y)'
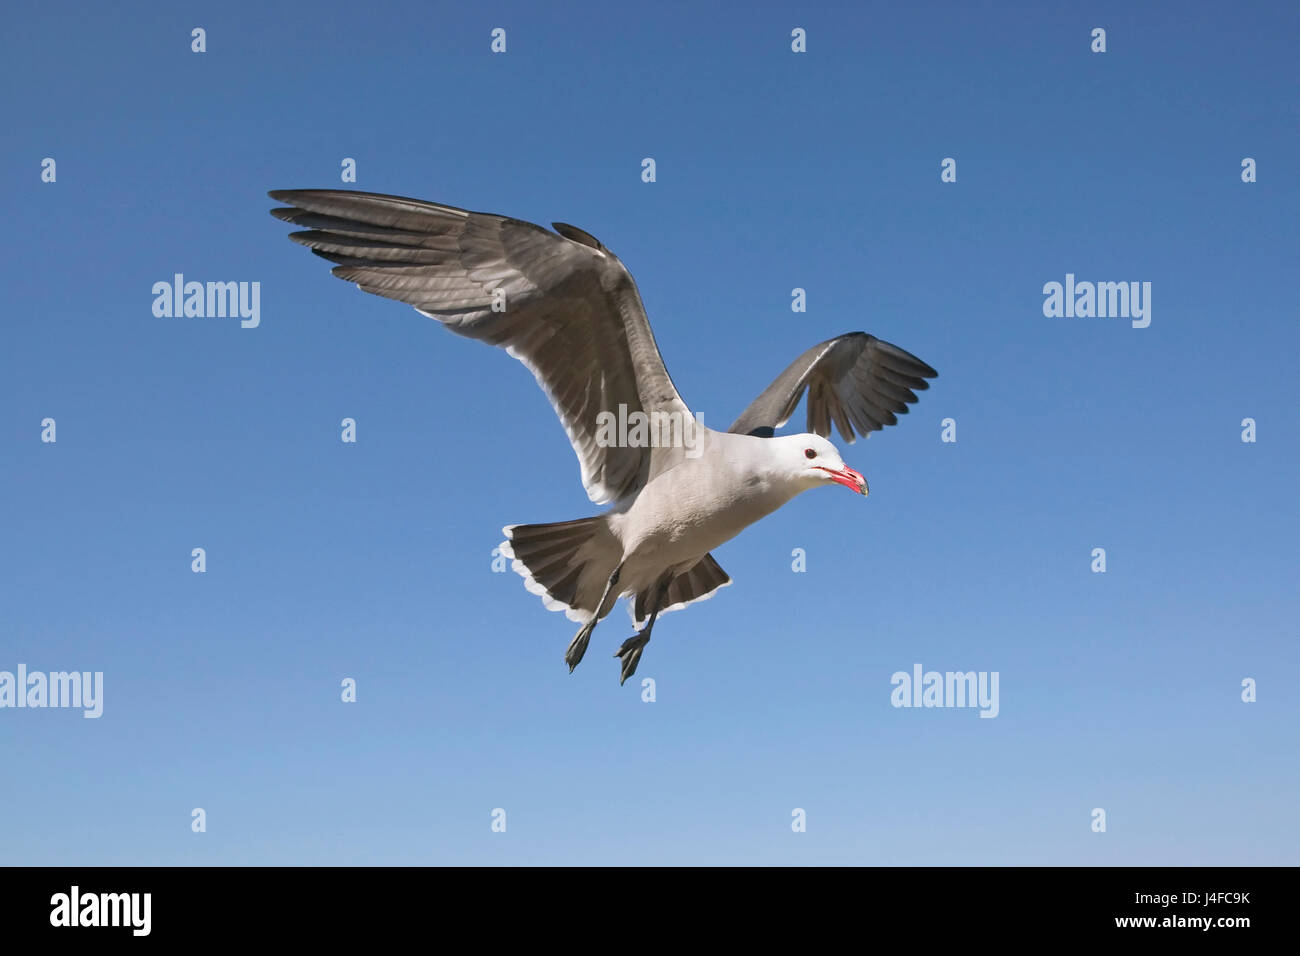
top-left (615, 574), bottom-right (673, 686)
top-left (564, 565), bottom-right (621, 673)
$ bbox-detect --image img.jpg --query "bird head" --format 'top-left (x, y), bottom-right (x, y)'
top-left (783, 433), bottom-right (868, 496)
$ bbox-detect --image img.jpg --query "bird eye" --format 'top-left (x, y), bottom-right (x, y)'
top-left (804, 448), bottom-right (816, 459)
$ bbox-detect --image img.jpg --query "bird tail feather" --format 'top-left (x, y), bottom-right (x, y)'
top-left (630, 553), bottom-right (732, 627)
top-left (499, 517), bottom-right (621, 623)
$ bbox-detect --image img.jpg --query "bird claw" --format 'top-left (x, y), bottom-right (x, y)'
top-left (565, 621), bottom-right (596, 673)
top-left (614, 634), bottom-right (650, 685)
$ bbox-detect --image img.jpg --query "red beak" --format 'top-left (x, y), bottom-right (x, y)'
top-left (816, 465), bottom-right (868, 496)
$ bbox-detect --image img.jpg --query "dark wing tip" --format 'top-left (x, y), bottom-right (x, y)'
top-left (268, 188), bottom-right (310, 203)
top-left (552, 222), bottom-right (604, 251)
top-left (868, 336), bottom-right (938, 379)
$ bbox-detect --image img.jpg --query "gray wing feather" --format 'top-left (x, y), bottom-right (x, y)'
top-left (269, 189), bottom-right (691, 504)
top-left (728, 332), bottom-right (937, 442)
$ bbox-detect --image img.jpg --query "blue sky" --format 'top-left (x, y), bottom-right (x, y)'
top-left (2, 0), bottom-right (1297, 865)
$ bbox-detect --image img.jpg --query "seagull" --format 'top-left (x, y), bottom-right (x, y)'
top-left (269, 189), bottom-right (938, 684)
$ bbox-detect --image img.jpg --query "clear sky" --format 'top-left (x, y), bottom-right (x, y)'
top-left (2, 0), bottom-right (1297, 865)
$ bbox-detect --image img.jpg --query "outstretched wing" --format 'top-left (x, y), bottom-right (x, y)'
top-left (269, 189), bottom-right (691, 504)
top-left (728, 332), bottom-right (937, 441)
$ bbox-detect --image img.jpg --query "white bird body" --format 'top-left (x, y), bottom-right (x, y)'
top-left (619, 432), bottom-right (800, 558)
top-left (605, 432), bottom-right (815, 599)
top-left (270, 188), bottom-right (936, 683)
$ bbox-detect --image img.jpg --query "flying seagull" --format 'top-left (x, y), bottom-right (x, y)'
top-left (269, 189), bottom-right (938, 684)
